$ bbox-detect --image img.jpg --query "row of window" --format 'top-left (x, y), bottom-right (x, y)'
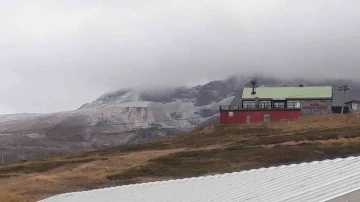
top-left (287, 100), bottom-right (301, 108)
top-left (243, 100), bottom-right (301, 109)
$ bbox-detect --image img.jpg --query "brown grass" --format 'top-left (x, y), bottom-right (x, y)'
top-left (0, 190), bottom-right (26, 202)
top-left (1, 114), bottom-right (360, 202)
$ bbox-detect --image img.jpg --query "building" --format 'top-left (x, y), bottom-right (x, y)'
top-left (241, 85), bottom-right (333, 115)
top-left (346, 100), bottom-right (360, 113)
top-left (220, 107), bottom-right (301, 124)
top-left (40, 156), bottom-right (360, 202)
top-left (220, 85), bottom-right (332, 125)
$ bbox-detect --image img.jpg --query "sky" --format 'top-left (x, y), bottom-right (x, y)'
top-left (1, 0), bottom-right (360, 114)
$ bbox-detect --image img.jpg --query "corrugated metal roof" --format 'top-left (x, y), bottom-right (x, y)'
top-left (39, 156), bottom-right (360, 202)
top-left (242, 86), bottom-right (332, 99)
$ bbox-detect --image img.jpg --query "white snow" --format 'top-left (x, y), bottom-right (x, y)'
top-left (115, 91), bottom-right (142, 103)
top-left (0, 113), bottom-right (43, 123)
top-left (114, 101), bottom-right (150, 108)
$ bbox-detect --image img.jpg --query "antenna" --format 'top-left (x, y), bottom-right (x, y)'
top-left (251, 81), bottom-right (256, 95)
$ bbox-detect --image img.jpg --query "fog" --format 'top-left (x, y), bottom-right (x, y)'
top-left (1, 0), bottom-right (360, 113)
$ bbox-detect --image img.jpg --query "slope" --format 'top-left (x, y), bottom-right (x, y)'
top-left (1, 114), bottom-right (360, 202)
top-left (1, 75), bottom-right (360, 165)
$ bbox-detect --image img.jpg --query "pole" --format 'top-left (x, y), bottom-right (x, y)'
top-left (339, 85), bottom-right (350, 114)
top-left (17, 141), bottom-right (19, 162)
top-left (343, 89), bottom-right (346, 114)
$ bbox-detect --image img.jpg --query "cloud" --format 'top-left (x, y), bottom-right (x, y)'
top-left (0, 0), bottom-right (359, 113)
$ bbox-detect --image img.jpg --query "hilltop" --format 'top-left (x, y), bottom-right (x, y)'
top-left (1, 114), bottom-right (360, 202)
top-left (1, 75), bottom-right (360, 164)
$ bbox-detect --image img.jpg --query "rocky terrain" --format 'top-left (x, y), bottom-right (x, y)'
top-left (0, 75), bottom-right (360, 163)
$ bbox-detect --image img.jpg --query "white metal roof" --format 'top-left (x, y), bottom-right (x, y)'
top-left (39, 156), bottom-right (360, 202)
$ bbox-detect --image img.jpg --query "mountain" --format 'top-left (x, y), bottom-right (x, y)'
top-left (0, 75), bottom-right (360, 164)
top-left (0, 76), bottom-right (247, 163)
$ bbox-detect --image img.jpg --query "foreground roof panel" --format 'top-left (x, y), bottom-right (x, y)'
top-left (39, 156), bottom-right (360, 202)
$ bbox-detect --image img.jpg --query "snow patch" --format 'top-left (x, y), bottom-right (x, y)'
top-left (117, 101), bottom-right (150, 108)
top-left (25, 133), bottom-right (45, 139)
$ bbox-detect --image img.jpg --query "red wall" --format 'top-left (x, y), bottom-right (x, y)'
top-left (220, 110), bottom-right (301, 125)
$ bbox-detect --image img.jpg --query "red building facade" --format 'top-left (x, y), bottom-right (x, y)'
top-left (220, 107), bottom-right (301, 125)
top-left (220, 85), bottom-right (333, 125)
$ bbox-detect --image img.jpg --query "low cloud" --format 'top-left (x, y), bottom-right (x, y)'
top-left (0, 0), bottom-right (359, 113)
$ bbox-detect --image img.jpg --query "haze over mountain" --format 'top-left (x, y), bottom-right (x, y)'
top-left (0, 75), bottom-right (359, 164)
top-left (1, 0), bottom-right (360, 165)
top-left (1, 0), bottom-right (360, 113)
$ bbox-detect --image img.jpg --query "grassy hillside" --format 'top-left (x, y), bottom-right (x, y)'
top-left (2, 114), bottom-right (360, 202)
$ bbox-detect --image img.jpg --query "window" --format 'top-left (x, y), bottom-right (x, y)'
top-left (264, 114), bottom-right (270, 122)
top-left (259, 101), bottom-right (271, 108)
top-left (273, 101), bottom-right (285, 108)
top-left (243, 101), bottom-right (255, 108)
top-left (246, 116), bottom-right (251, 124)
top-left (287, 100), bottom-right (301, 108)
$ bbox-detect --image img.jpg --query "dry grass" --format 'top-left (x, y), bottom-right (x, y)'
top-left (269, 114), bottom-right (360, 131)
top-left (1, 114), bottom-right (360, 202)
top-left (0, 149), bottom-right (185, 202)
top-left (0, 189), bottom-right (26, 202)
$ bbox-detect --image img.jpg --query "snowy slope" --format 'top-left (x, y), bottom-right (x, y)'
top-left (0, 77), bottom-right (242, 163)
top-left (0, 113), bottom-right (43, 123)
top-left (77, 75), bottom-right (248, 127)
top-left (1, 75), bottom-right (360, 163)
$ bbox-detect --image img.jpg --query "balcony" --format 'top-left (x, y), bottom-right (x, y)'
top-left (219, 105), bottom-right (300, 111)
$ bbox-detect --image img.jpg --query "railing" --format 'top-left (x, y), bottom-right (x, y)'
top-left (219, 105), bottom-right (301, 111)
top-left (219, 105), bottom-right (240, 110)
top-left (220, 105), bottom-right (272, 110)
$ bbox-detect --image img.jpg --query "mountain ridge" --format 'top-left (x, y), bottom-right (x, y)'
top-left (0, 74), bottom-right (360, 163)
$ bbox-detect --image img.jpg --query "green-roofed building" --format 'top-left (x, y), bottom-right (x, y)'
top-left (241, 86), bottom-right (333, 116)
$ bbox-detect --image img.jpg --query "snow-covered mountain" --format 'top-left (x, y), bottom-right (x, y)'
top-left (75, 75), bottom-right (251, 129)
top-left (0, 74), bottom-right (360, 163)
top-left (0, 75), bottom-right (248, 163)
